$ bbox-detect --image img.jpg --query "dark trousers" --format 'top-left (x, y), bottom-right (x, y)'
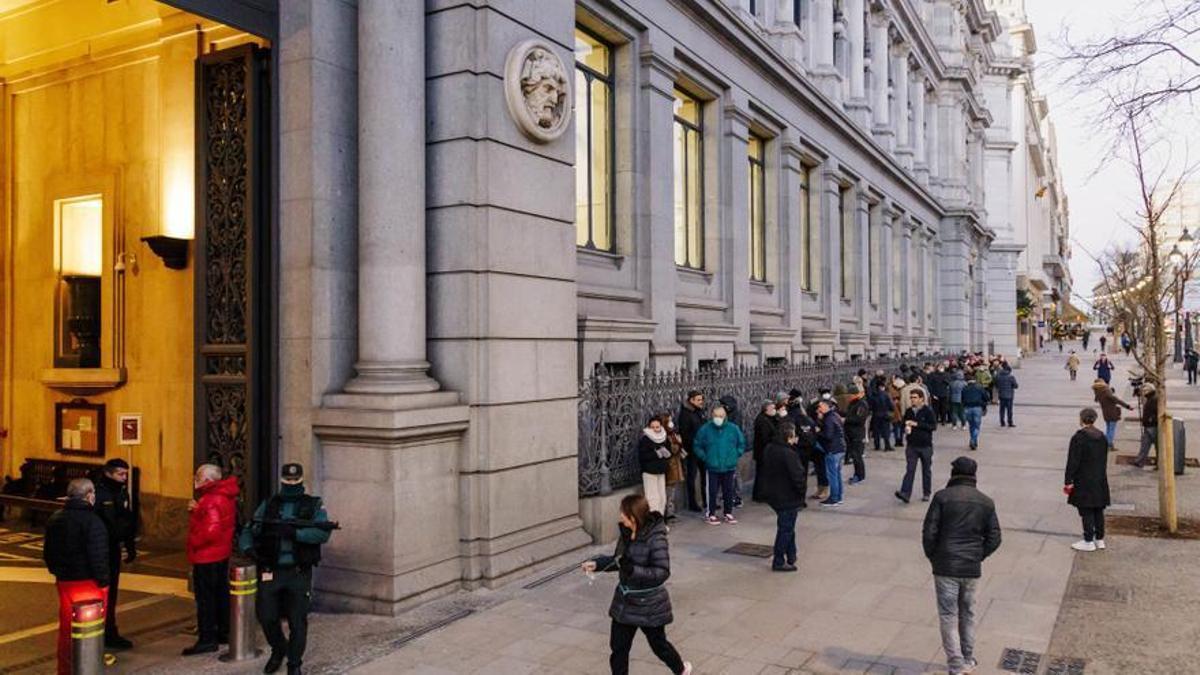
top-left (892, 421), bottom-right (906, 447)
top-left (936, 397), bottom-right (950, 424)
top-left (899, 445), bottom-right (933, 499)
top-left (706, 470), bottom-right (736, 517)
top-left (684, 453), bottom-right (706, 511)
top-left (1078, 506), bottom-right (1106, 542)
top-left (871, 417), bottom-right (893, 449)
top-left (1188, 368), bottom-right (1197, 385)
top-left (772, 507), bottom-right (799, 567)
top-left (105, 551), bottom-right (122, 639)
top-left (193, 560), bottom-right (230, 644)
top-left (998, 398), bottom-right (1014, 426)
top-left (609, 620), bottom-right (684, 675)
top-left (256, 566), bottom-right (312, 667)
top-left (847, 438), bottom-right (866, 480)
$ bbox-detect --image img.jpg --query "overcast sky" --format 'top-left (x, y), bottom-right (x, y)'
top-left (1023, 0), bottom-right (1195, 308)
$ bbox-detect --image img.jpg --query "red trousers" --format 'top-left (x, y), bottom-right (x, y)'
top-left (56, 580), bottom-right (107, 675)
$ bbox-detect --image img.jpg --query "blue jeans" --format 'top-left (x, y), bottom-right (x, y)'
top-left (825, 452), bottom-right (845, 502)
top-left (998, 398), bottom-right (1014, 426)
top-left (935, 576), bottom-right (979, 674)
top-left (892, 421), bottom-right (906, 446)
top-left (1105, 420), bottom-right (1118, 446)
top-left (964, 407), bottom-right (983, 445)
top-left (772, 506), bottom-right (799, 566)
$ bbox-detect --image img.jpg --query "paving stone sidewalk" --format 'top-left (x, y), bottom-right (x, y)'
top-left (96, 346), bottom-right (1183, 675)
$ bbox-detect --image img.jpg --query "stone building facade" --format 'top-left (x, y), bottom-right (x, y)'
top-left (983, 0), bottom-right (1073, 356)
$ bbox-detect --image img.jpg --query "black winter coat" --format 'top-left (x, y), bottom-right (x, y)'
top-left (843, 398), bottom-right (870, 443)
top-left (94, 474), bottom-right (136, 555)
top-left (868, 389), bottom-right (893, 418)
top-left (1066, 426), bottom-right (1111, 509)
top-left (903, 405), bottom-right (937, 448)
top-left (594, 514), bottom-right (673, 627)
top-left (676, 404), bottom-right (706, 452)
top-left (44, 499), bottom-right (111, 585)
top-left (637, 434), bottom-right (669, 475)
top-left (758, 440), bottom-right (808, 511)
top-left (928, 372), bottom-right (951, 400)
top-left (752, 412), bottom-right (779, 463)
top-left (922, 476), bottom-right (1002, 578)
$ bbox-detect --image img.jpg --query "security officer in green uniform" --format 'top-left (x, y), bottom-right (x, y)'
top-left (238, 463), bottom-right (333, 675)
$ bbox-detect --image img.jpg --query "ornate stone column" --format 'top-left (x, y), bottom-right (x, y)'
top-left (911, 74), bottom-right (928, 183)
top-left (345, 0), bottom-right (439, 395)
top-left (782, 135), bottom-right (807, 360)
top-left (899, 214), bottom-right (913, 351)
top-left (926, 94), bottom-right (940, 183)
top-left (881, 201), bottom-right (897, 344)
top-left (811, 0), bottom-right (839, 97)
top-left (893, 44), bottom-right (912, 168)
top-left (844, 0), bottom-right (869, 125)
top-left (855, 185), bottom-right (872, 341)
top-left (725, 93), bottom-right (758, 365)
top-left (870, 15), bottom-right (893, 150)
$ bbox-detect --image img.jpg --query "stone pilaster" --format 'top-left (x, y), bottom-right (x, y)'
top-left (881, 201), bottom-right (897, 346)
top-left (987, 244), bottom-right (1022, 359)
top-left (869, 15), bottom-right (893, 150)
top-left (782, 135), bottom-right (807, 359)
top-left (725, 92), bottom-right (759, 365)
top-left (899, 215), bottom-right (913, 348)
top-left (640, 38), bottom-right (686, 371)
top-left (912, 76), bottom-right (929, 183)
top-left (844, 0), bottom-right (869, 125)
top-left (810, 0), bottom-right (840, 98)
top-left (855, 186), bottom-right (871, 337)
top-left (893, 44), bottom-right (913, 169)
top-left (937, 218), bottom-right (972, 353)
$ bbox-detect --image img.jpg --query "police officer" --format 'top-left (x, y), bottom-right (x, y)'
top-left (239, 463), bottom-right (333, 675)
top-left (93, 458), bottom-right (137, 650)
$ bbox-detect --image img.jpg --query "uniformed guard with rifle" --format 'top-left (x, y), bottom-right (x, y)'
top-left (238, 463), bottom-right (337, 675)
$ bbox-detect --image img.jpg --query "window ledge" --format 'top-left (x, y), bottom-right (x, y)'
top-left (802, 290), bottom-right (819, 300)
top-left (41, 368), bottom-right (127, 391)
top-left (750, 279), bottom-right (775, 293)
top-left (577, 246), bottom-right (625, 270)
top-left (676, 265), bottom-right (713, 283)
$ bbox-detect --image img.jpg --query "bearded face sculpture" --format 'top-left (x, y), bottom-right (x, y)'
top-left (505, 41), bottom-right (571, 143)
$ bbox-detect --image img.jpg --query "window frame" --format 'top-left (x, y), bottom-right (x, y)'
top-left (800, 164), bottom-right (814, 292)
top-left (573, 26), bottom-right (616, 252)
top-left (748, 134), bottom-right (767, 282)
top-left (673, 88), bottom-right (705, 270)
top-left (839, 184), bottom-right (852, 300)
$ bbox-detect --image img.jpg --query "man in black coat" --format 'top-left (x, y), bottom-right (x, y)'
top-left (843, 384), bottom-right (870, 484)
top-left (44, 478), bottom-right (110, 674)
top-left (1065, 408), bottom-right (1111, 552)
top-left (676, 391), bottom-right (707, 511)
top-left (922, 456), bottom-right (1002, 675)
top-left (759, 423), bottom-right (808, 571)
top-left (751, 400), bottom-right (779, 502)
top-left (93, 458), bottom-right (137, 649)
top-left (896, 390), bottom-right (938, 503)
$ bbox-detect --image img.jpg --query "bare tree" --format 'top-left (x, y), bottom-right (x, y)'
top-left (1057, 0), bottom-right (1200, 138)
top-left (1091, 116), bottom-right (1196, 532)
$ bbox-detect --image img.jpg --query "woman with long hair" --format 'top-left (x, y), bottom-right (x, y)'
top-left (581, 494), bottom-right (690, 674)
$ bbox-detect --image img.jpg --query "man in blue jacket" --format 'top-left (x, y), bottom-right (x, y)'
top-left (961, 375), bottom-right (991, 450)
top-left (993, 365), bottom-right (1019, 428)
top-left (693, 405), bottom-right (746, 525)
top-left (816, 400), bottom-right (846, 506)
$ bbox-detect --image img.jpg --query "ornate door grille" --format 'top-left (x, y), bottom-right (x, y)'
top-left (195, 44), bottom-right (271, 513)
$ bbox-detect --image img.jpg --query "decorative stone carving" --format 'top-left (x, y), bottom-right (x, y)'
top-left (504, 40), bottom-right (571, 143)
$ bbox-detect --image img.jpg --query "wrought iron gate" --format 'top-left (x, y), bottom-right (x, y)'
top-left (194, 44), bottom-right (271, 512)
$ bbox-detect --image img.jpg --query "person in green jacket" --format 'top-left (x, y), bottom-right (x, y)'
top-left (693, 405), bottom-right (747, 525)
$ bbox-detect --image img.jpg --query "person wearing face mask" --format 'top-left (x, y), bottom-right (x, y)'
top-left (659, 413), bottom-right (685, 521)
top-left (581, 494), bottom-right (691, 675)
top-left (692, 405), bottom-right (747, 524)
top-left (638, 416), bottom-right (673, 516)
top-left (751, 400), bottom-right (778, 503)
top-left (759, 422), bottom-right (808, 571)
top-left (44, 478), bottom-right (110, 675)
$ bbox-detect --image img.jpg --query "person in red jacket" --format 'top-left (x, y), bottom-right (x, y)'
top-left (184, 464), bottom-right (239, 655)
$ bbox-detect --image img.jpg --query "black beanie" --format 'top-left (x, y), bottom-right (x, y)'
top-left (950, 456), bottom-right (977, 478)
top-left (104, 458), bottom-right (130, 471)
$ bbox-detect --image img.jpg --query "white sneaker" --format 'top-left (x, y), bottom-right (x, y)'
top-left (681, 662), bottom-right (693, 675)
top-left (1096, 539), bottom-right (1106, 550)
top-left (1071, 540), bottom-right (1097, 552)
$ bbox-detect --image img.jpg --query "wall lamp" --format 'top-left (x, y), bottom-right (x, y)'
top-left (141, 235), bottom-right (190, 270)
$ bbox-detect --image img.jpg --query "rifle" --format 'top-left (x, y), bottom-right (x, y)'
top-left (254, 518), bottom-right (341, 532)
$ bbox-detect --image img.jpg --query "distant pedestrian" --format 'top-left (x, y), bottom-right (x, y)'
top-left (1134, 384), bottom-right (1159, 468)
top-left (868, 380), bottom-right (895, 451)
top-left (581, 494), bottom-right (691, 675)
top-left (929, 365), bottom-right (952, 425)
top-left (1099, 334), bottom-right (1108, 352)
top-left (676, 391), bottom-right (707, 513)
top-left (961, 375), bottom-right (990, 450)
top-left (659, 413), bottom-right (686, 520)
top-left (1065, 408), bottom-right (1111, 552)
top-left (1058, 339), bottom-right (1064, 353)
top-left (1121, 333), bottom-right (1132, 356)
top-left (1185, 348), bottom-right (1199, 385)
top-left (843, 384), bottom-right (870, 484)
top-left (1092, 379), bottom-right (1133, 451)
top-left (184, 464), bottom-right (239, 655)
top-left (759, 423), bottom-right (807, 572)
top-left (44, 478), bottom-right (110, 675)
top-left (692, 405), bottom-right (746, 524)
top-left (889, 378), bottom-right (907, 447)
top-left (922, 457), bottom-right (1002, 675)
top-left (93, 458), bottom-right (136, 650)
top-left (1082, 332), bottom-right (1090, 351)
top-left (993, 365), bottom-right (1018, 428)
top-left (752, 400), bottom-right (779, 503)
top-left (1066, 351), bottom-right (1080, 381)
top-left (816, 400), bottom-right (846, 506)
top-left (949, 371), bottom-right (967, 429)
top-left (895, 389), bottom-right (937, 504)
top-left (637, 416), bottom-right (672, 516)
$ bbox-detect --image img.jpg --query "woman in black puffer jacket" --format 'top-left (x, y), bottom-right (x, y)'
top-left (583, 494), bottom-right (691, 675)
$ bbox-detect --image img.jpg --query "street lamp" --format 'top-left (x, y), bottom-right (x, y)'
top-left (1171, 227), bottom-right (1194, 362)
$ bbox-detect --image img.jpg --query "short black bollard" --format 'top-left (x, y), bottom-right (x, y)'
top-left (70, 599), bottom-right (105, 675)
top-left (220, 562), bottom-right (261, 662)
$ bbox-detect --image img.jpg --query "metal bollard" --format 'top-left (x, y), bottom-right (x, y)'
top-left (70, 599), bottom-right (105, 675)
top-left (220, 562), bottom-right (261, 662)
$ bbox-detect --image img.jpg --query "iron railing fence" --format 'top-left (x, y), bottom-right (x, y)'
top-left (577, 355), bottom-right (939, 497)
